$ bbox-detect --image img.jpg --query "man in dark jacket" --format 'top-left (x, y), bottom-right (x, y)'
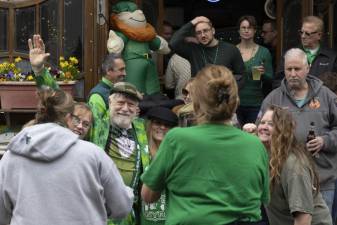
top-left (169, 16), bottom-right (245, 88)
top-left (273, 16), bottom-right (337, 88)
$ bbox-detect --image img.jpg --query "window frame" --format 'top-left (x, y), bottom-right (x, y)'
top-left (0, 0), bottom-right (95, 98)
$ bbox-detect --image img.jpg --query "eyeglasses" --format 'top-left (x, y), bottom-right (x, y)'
top-left (71, 114), bottom-right (91, 129)
top-left (195, 28), bottom-right (212, 36)
top-left (298, 30), bottom-right (319, 37)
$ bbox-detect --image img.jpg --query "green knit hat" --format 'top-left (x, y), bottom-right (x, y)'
top-left (112, 0), bottom-right (138, 13)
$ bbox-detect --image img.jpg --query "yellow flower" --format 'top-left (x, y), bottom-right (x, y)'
top-left (69, 57), bottom-right (78, 64)
top-left (14, 57), bottom-right (22, 63)
top-left (26, 75), bottom-right (34, 81)
top-left (59, 62), bottom-right (66, 68)
top-left (59, 56), bottom-right (65, 61)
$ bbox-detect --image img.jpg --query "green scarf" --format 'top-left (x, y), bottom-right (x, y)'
top-left (304, 47), bottom-right (319, 65)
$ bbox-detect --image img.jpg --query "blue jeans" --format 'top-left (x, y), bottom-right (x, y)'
top-left (321, 189), bottom-right (335, 214)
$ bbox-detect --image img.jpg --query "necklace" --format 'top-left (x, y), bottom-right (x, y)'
top-left (201, 44), bottom-right (219, 65)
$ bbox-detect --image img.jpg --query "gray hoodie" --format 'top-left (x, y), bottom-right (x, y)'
top-left (260, 75), bottom-right (337, 190)
top-left (0, 123), bottom-right (133, 225)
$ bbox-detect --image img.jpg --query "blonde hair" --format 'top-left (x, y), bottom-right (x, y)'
top-left (191, 65), bottom-right (239, 124)
top-left (145, 120), bottom-right (159, 153)
top-left (303, 16), bottom-right (324, 32)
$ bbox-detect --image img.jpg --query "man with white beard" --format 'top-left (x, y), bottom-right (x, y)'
top-left (103, 82), bottom-right (150, 225)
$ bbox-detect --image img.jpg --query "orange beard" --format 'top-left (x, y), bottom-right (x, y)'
top-left (110, 14), bottom-right (156, 42)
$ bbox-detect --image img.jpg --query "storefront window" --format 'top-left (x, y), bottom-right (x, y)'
top-left (40, 0), bottom-right (59, 67)
top-left (64, 0), bottom-right (83, 70)
top-left (15, 6), bottom-right (35, 52)
top-left (0, 8), bottom-right (7, 51)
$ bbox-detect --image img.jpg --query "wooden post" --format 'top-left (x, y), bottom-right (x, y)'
top-left (84, 0), bottom-right (96, 98)
top-left (276, 0), bottom-right (283, 70)
top-left (157, 0), bottom-right (165, 88)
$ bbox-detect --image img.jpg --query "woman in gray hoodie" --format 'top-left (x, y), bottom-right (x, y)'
top-left (0, 87), bottom-right (134, 225)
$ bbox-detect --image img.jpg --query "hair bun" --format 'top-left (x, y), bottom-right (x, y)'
top-left (217, 86), bottom-right (229, 105)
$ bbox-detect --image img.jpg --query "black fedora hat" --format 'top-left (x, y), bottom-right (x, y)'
top-left (146, 106), bottom-right (178, 127)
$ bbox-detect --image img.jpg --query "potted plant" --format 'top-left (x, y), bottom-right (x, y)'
top-left (0, 56), bottom-right (79, 110)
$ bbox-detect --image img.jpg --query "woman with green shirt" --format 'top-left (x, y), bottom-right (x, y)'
top-left (141, 65), bottom-right (269, 225)
top-left (140, 106), bottom-right (178, 225)
top-left (236, 15), bottom-right (273, 126)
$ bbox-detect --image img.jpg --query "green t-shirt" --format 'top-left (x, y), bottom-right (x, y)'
top-left (141, 124), bottom-right (270, 225)
top-left (266, 154), bottom-right (332, 225)
top-left (239, 45), bottom-right (273, 106)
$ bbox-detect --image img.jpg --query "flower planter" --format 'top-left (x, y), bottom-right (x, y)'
top-left (0, 81), bottom-right (76, 110)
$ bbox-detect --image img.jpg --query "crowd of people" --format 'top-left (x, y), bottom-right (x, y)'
top-left (0, 13), bottom-right (337, 225)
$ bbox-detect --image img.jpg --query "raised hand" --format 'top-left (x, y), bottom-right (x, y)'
top-left (28, 34), bottom-right (50, 73)
top-left (191, 16), bottom-right (210, 26)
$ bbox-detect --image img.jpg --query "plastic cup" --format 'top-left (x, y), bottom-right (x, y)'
top-left (252, 66), bottom-right (261, 80)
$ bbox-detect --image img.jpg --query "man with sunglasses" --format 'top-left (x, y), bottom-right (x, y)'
top-left (274, 16), bottom-right (337, 88)
top-left (169, 16), bottom-right (245, 88)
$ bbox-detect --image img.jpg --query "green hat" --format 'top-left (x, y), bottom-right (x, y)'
top-left (112, 0), bottom-right (138, 13)
top-left (110, 82), bottom-right (143, 101)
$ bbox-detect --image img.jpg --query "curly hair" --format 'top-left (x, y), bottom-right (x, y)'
top-left (191, 65), bottom-right (239, 124)
top-left (267, 105), bottom-right (319, 194)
